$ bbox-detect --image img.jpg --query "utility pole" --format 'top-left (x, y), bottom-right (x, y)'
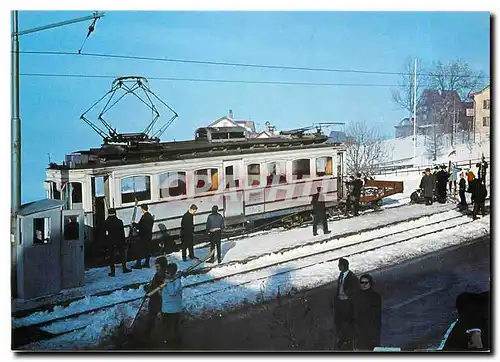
top-left (412, 58), bottom-right (417, 166)
top-left (11, 11), bottom-right (104, 219)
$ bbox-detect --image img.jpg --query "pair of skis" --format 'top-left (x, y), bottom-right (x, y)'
top-left (127, 249), bottom-right (215, 331)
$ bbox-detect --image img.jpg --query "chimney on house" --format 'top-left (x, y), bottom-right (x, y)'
top-left (228, 109), bottom-right (233, 119)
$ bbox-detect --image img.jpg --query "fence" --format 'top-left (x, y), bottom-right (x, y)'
top-left (374, 157), bottom-right (490, 177)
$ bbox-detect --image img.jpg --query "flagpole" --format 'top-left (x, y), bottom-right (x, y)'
top-left (413, 58), bottom-right (417, 166)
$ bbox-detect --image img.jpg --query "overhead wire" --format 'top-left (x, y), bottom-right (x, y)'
top-left (15, 50), bottom-right (490, 79)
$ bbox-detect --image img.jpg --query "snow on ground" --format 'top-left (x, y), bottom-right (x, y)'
top-left (19, 208), bottom-right (490, 350)
top-left (383, 133), bottom-right (489, 167)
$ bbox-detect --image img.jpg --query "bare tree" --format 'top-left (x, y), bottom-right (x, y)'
top-left (425, 123), bottom-right (444, 161)
top-left (345, 121), bottom-right (388, 176)
top-left (391, 57), bottom-right (427, 125)
top-left (426, 59), bottom-right (486, 144)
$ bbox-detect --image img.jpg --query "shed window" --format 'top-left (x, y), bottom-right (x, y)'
top-left (292, 159), bottom-right (311, 180)
top-left (195, 168), bottom-right (219, 194)
top-left (247, 164), bottom-right (261, 187)
top-left (160, 172), bottom-right (187, 198)
top-left (316, 157), bottom-right (333, 177)
top-left (33, 217), bottom-right (51, 244)
top-left (267, 161), bottom-right (287, 185)
top-left (121, 176), bottom-right (151, 204)
top-left (63, 215), bottom-right (80, 241)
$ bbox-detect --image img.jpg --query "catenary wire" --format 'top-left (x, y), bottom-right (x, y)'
top-left (15, 50), bottom-right (490, 79)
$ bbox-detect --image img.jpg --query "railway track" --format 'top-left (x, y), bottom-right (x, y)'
top-left (13, 204), bottom-right (488, 349)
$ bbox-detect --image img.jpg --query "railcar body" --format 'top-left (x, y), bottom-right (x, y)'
top-left (45, 133), bottom-right (346, 248)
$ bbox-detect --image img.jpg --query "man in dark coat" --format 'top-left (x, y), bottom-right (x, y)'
top-left (206, 205), bottom-right (225, 263)
top-left (181, 204), bottom-right (198, 261)
top-left (144, 256), bottom-right (167, 337)
top-left (436, 165), bottom-right (449, 203)
top-left (470, 175), bottom-right (487, 220)
top-left (350, 173), bottom-right (363, 216)
top-left (334, 257), bottom-right (359, 350)
top-left (443, 291), bottom-right (490, 351)
top-left (458, 172), bottom-right (467, 209)
top-left (420, 168), bottom-right (435, 205)
top-left (344, 176), bottom-right (355, 215)
top-left (311, 187), bottom-right (331, 236)
top-left (132, 204), bottom-right (155, 269)
top-left (104, 208), bottom-right (132, 277)
top-left (353, 274), bottom-right (382, 351)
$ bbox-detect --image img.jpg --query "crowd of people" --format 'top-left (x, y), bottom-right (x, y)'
top-left (104, 202), bottom-right (226, 277)
top-left (415, 158), bottom-right (488, 220)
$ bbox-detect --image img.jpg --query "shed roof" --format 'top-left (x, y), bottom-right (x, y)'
top-left (18, 199), bottom-right (65, 216)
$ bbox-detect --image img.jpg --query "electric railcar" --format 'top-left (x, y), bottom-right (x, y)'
top-left (45, 127), bottom-right (346, 250)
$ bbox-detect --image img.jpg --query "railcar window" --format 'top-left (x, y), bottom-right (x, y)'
top-left (160, 172), bottom-right (187, 198)
top-left (195, 168), bottom-right (219, 194)
top-left (316, 157), bottom-right (333, 177)
top-left (33, 217), bottom-right (51, 244)
top-left (247, 164), bottom-right (261, 186)
top-left (121, 176), bottom-right (151, 204)
top-left (267, 161), bottom-right (287, 185)
top-left (65, 182), bottom-right (83, 204)
top-left (225, 166), bottom-right (240, 189)
top-left (292, 159), bottom-right (311, 180)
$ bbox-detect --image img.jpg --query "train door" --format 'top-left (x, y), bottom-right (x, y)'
top-left (91, 175), bottom-right (111, 245)
top-left (337, 152), bottom-right (344, 200)
top-left (223, 160), bottom-right (244, 217)
top-left (61, 209), bottom-right (85, 288)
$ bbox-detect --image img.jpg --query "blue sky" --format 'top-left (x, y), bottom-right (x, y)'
top-left (15, 11), bottom-right (490, 203)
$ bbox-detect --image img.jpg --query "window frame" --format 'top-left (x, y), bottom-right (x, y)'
top-left (120, 175), bottom-right (152, 205)
top-left (159, 171), bottom-right (187, 199)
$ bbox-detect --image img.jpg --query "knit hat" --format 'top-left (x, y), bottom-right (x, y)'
top-left (155, 256), bottom-right (168, 269)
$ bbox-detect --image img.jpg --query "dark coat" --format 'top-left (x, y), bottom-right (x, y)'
top-left (135, 212), bottom-right (154, 242)
top-left (353, 289), bottom-right (382, 350)
top-left (311, 192), bottom-right (326, 214)
top-left (335, 270), bottom-right (359, 300)
top-left (181, 211), bottom-right (195, 243)
top-left (104, 215), bottom-right (126, 246)
top-left (459, 178), bottom-right (466, 192)
top-left (470, 179), bottom-right (487, 203)
top-left (443, 291), bottom-right (490, 351)
top-left (145, 271), bottom-right (165, 313)
top-left (420, 174), bottom-right (435, 198)
top-left (206, 212), bottom-right (225, 231)
top-left (351, 179), bottom-right (363, 198)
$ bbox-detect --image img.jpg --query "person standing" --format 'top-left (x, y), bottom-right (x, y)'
top-left (420, 168), bottom-right (435, 206)
top-left (351, 173), bottom-right (363, 216)
top-left (311, 187), bottom-right (331, 236)
top-left (161, 263), bottom-right (183, 349)
top-left (344, 176), bottom-right (355, 216)
top-left (206, 205), bottom-right (225, 263)
top-left (334, 258), bottom-right (358, 350)
top-left (353, 274), bottom-right (382, 351)
top-left (144, 256), bottom-right (167, 337)
top-left (104, 208), bottom-right (132, 277)
top-left (470, 174), bottom-right (487, 220)
top-left (458, 172), bottom-right (467, 209)
top-left (480, 158), bottom-right (488, 186)
top-left (132, 204), bottom-right (155, 269)
top-left (181, 204), bottom-right (198, 261)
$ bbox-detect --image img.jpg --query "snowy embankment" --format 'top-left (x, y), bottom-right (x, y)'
top-left (20, 209), bottom-right (490, 350)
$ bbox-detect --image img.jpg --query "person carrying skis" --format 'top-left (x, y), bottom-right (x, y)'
top-left (144, 256), bottom-right (168, 337)
top-left (161, 262), bottom-right (183, 349)
top-left (132, 204), bottom-right (155, 269)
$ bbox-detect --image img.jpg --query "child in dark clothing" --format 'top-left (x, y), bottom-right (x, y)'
top-left (144, 256), bottom-right (168, 336)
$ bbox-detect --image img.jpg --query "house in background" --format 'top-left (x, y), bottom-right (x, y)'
top-left (470, 85), bottom-right (490, 143)
top-left (394, 117), bottom-right (414, 138)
